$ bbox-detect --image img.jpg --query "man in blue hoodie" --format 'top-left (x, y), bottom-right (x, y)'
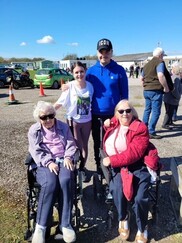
top-left (86, 38), bottom-right (128, 172)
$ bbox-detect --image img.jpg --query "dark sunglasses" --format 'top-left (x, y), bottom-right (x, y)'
top-left (39, 114), bottom-right (55, 120)
top-left (117, 109), bottom-right (132, 114)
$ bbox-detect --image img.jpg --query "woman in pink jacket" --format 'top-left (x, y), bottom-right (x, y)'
top-left (103, 99), bottom-right (159, 243)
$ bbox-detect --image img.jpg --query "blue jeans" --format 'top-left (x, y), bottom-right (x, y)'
top-left (35, 164), bottom-right (75, 228)
top-left (143, 90), bottom-right (163, 134)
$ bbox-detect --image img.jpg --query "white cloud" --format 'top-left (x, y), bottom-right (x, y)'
top-left (67, 42), bottom-right (79, 46)
top-left (37, 35), bottom-right (55, 44)
top-left (20, 42), bottom-right (27, 46)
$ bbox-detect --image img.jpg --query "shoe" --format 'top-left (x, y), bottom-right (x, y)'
top-left (162, 125), bottom-right (173, 130)
top-left (135, 227), bottom-right (148, 243)
top-left (62, 226), bottom-right (76, 243)
top-left (32, 227), bottom-right (46, 243)
top-left (149, 133), bottom-right (162, 139)
top-left (118, 212), bottom-right (130, 240)
top-left (54, 226), bottom-right (63, 240)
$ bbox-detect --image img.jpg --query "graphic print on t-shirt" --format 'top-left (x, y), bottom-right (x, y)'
top-left (77, 96), bottom-right (90, 116)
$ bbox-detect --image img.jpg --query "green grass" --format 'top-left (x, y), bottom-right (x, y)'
top-left (0, 188), bottom-right (27, 243)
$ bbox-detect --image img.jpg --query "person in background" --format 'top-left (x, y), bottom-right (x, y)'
top-left (102, 99), bottom-right (159, 243)
top-left (54, 61), bottom-right (94, 181)
top-left (86, 38), bottom-right (128, 172)
top-left (129, 65), bottom-right (134, 78)
top-left (28, 101), bottom-right (77, 243)
top-left (162, 62), bottom-right (182, 129)
top-left (4, 68), bottom-right (14, 83)
top-left (173, 68), bottom-right (182, 121)
top-left (135, 65), bottom-right (140, 78)
top-left (140, 47), bottom-right (172, 139)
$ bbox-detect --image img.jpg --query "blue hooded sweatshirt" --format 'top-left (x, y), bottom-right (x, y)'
top-left (86, 59), bottom-right (128, 115)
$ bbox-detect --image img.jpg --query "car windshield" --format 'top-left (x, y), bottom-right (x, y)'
top-left (36, 69), bottom-right (51, 75)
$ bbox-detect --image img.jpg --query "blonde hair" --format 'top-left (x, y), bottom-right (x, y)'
top-left (171, 61), bottom-right (181, 75)
top-left (114, 99), bottom-right (138, 119)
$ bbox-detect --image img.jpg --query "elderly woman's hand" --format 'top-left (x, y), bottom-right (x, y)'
top-left (103, 157), bottom-right (111, 167)
top-left (104, 119), bottom-right (111, 128)
top-left (48, 162), bottom-right (59, 175)
top-left (64, 158), bottom-right (74, 170)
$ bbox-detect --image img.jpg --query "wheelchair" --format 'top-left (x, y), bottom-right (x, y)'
top-left (24, 150), bottom-right (83, 242)
top-left (93, 118), bottom-right (161, 229)
top-left (93, 151), bottom-right (161, 229)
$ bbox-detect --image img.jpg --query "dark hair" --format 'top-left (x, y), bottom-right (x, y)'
top-left (71, 61), bottom-right (86, 73)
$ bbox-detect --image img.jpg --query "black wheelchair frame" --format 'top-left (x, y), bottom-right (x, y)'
top-left (93, 151), bottom-right (161, 230)
top-left (24, 150), bottom-right (83, 242)
top-left (92, 118), bottom-right (161, 229)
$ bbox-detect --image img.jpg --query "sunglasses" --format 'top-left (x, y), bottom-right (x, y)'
top-left (117, 109), bottom-right (132, 114)
top-left (39, 114), bottom-right (55, 120)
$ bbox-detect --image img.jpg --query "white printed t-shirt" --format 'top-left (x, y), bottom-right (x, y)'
top-left (56, 80), bottom-right (94, 123)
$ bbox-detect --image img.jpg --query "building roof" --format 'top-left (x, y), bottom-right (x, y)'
top-left (113, 52), bottom-right (153, 62)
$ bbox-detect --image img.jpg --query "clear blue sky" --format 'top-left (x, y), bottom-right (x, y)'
top-left (1, 0), bottom-right (182, 61)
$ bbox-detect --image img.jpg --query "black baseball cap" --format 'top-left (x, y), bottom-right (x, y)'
top-left (97, 38), bottom-right (113, 51)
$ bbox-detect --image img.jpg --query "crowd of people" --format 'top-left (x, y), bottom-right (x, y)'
top-left (28, 39), bottom-right (181, 243)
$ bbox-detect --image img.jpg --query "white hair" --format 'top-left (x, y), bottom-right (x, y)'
top-left (153, 47), bottom-right (164, 57)
top-left (171, 61), bottom-right (179, 68)
top-left (33, 101), bottom-right (56, 122)
top-left (171, 61), bottom-right (181, 75)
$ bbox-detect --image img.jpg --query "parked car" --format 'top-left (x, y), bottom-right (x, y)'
top-left (0, 67), bottom-right (34, 89)
top-left (34, 68), bottom-right (74, 89)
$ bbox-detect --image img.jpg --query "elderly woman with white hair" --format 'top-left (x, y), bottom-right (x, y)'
top-left (162, 62), bottom-right (182, 129)
top-left (28, 101), bottom-right (77, 243)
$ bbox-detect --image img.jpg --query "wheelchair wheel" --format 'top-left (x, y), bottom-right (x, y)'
top-left (107, 210), bottom-right (114, 230)
top-left (77, 170), bottom-right (83, 199)
top-left (24, 229), bottom-right (33, 242)
top-left (148, 180), bottom-right (160, 223)
top-left (74, 206), bottom-right (81, 232)
top-left (93, 173), bottom-right (102, 200)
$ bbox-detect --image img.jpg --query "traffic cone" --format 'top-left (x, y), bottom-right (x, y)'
top-left (39, 82), bottom-right (46, 97)
top-left (8, 84), bottom-right (19, 104)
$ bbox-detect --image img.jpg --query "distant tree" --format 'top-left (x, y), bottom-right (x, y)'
top-left (63, 54), bottom-right (78, 60)
top-left (0, 57), bottom-right (45, 64)
top-left (32, 58), bottom-right (45, 61)
top-left (84, 55), bottom-right (97, 60)
top-left (0, 57), bottom-right (5, 63)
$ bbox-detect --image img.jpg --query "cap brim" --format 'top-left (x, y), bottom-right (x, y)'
top-left (97, 46), bottom-right (111, 51)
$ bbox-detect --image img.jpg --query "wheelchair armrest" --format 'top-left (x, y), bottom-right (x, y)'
top-left (100, 148), bottom-right (112, 185)
top-left (24, 153), bottom-right (36, 166)
top-left (100, 148), bottom-right (107, 159)
top-left (73, 149), bottom-right (80, 164)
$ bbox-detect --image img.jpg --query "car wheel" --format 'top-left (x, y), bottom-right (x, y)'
top-left (52, 81), bottom-right (59, 89)
top-left (13, 81), bottom-right (20, 90)
top-left (29, 79), bottom-right (34, 89)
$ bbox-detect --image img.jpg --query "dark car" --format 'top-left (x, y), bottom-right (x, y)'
top-left (0, 67), bottom-right (34, 89)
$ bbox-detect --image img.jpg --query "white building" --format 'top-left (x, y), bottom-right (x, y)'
top-left (59, 60), bottom-right (97, 71)
top-left (113, 53), bottom-right (182, 71)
